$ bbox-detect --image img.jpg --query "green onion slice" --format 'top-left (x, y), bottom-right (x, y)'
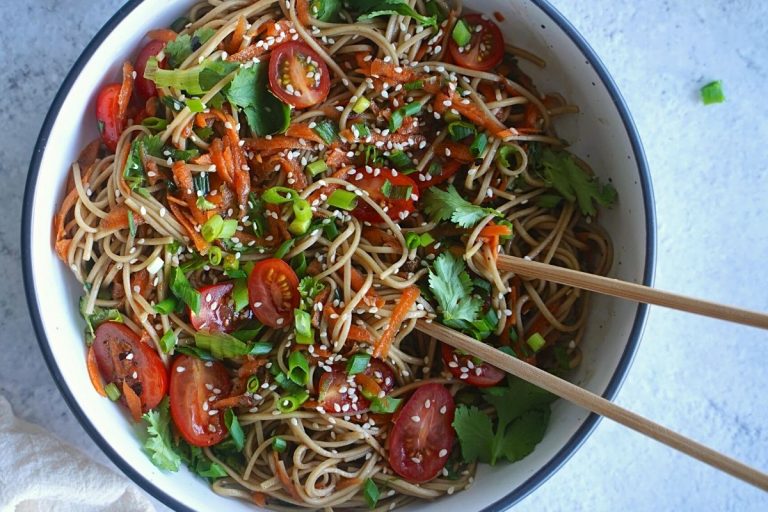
top-left (327, 189), bottom-right (358, 211)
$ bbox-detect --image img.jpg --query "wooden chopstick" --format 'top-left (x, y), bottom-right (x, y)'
top-left (497, 255), bottom-right (768, 330)
top-left (415, 319), bottom-right (768, 491)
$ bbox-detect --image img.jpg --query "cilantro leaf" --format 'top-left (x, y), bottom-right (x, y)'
top-left (164, 27), bottom-right (218, 69)
top-left (539, 149), bottom-right (617, 217)
top-left (227, 63), bottom-right (291, 136)
top-left (142, 397), bottom-right (181, 471)
top-left (423, 185), bottom-right (500, 228)
top-left (175, 439), bottom-right (228, 480)
top-left (452, 377), bottom-right (554, 466)
top-left (452, 406), bottom-right (494, 463)
top-left (355, 0), bottom-right (437, 27)
top-left (79, 297), bottom-right (122, 345)
top-left (428, 252), bottom-right (483, 330)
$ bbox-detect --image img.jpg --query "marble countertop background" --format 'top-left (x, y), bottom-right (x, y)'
top-left (2, 0), bottom-right (767, 510)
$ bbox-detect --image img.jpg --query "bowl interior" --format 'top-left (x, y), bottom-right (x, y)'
top-left (24, 0), bottom-right (653, 510)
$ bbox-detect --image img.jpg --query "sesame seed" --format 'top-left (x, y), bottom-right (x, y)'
top-left (176, 366), bottom-right (186, 373)
top-left (411, 415), bottom-right (421, 423)
top-left (440, 405), bottom-right (447, 414)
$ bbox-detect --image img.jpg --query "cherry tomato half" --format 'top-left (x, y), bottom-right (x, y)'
top-left (448, 14), bottom-right (505, 72)
top-left (388, 383), bottom-right (456, 483)
top-left (248, 258), bottom-right (300, 328)
top-left (349, 167), bottom-right (419, 223)
top-left (318, 358), bottom-right (395, 414)
top-left (190, 282), bottom-right (236, 333)
top-left (134, 40), bottom-right (165, 101)
top-left (96, 84), bottom-right (124, 152)
top-left (268, 41), bottom-right (331, 109)
top-left (440, 343), bottom-right (505, 388)
top-left (169, 354), bottom-right (232, 447)
top-left (417, 158), bottom-right (462, 191)
top-left (93, 321), bottom-right (168, 413)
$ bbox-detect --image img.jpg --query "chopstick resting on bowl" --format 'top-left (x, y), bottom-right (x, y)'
top-left (415, 319), bottom-right (768, 491)
top-left (496, 255), bottom-right (768, 330)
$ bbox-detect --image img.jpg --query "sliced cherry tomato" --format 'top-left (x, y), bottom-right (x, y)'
top-left (417, 158), bottom-right (462, 191)
top-left (248, 258), bottom-right (300, 328)
top-left (134, 40), bottom-right (165, 101)
top-left (349, 167), bottom-right (419, 223)
top-left (92, 321), bottom-right (168, 413)
top-left (318, 358), bottom-right (395, 414)
top-left (169, 354), bottom-right (232, 447)
top-left (190, 282), bottom-right (236, 333)
top-left (268, 41), bottom-right (330, 109)
top-left (388, 383), bottom-right (456, 483)
top-left (448, 14), bottom-right (505, 72)
top-left (96, 84), bottom-right (124, 152)
top-left (440, 343), bottom-right (505, 387)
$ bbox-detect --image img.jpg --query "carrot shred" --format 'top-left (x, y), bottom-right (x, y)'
top-left (251, 492), bottom-right (267, 507)
top-left (354, 373), bottom-right (382, 398)
top-left (122, 381), bottom-right (143, 422)
top-left (147, 28), bottom-right (177, 42)
top-left (228, 16), bottom-right (247, 54)
top-left (479, 223), bottom-right (512, 238)
top-left (437, 140), bottom-right (474, 163)
top-left (272, 452), bottom-right (301, 501)
top-left (167, 200), bottom-right (209, 253)
top-left (349, 267), bottom-right (384, 308)
top-left (347, 325), bottom-right (374, 343)
top-left (117, 62), bottom-right (134, 124)
top-left (335, 477), bottom-right (362, 491)
top-left (87, 346), bottom-right (107, 397)
top-left (210, 138), bottom-right (233, 185)
top-left (99, 204), bottom-right (145, 230)
top-left (295, 0), bottom-right (311, 26)
top-left (243, 136), bottom-right (314, 152)
top-left (373, 286), bottom-right (420, 358)
top-left (171, 161), bottom-right (195, 200)
top-left (285, 122), bottom-right (325, 143)
top-left (355, 54), bottom-right (418, 83)
top-left (434, 91), bottom-right (513, 137)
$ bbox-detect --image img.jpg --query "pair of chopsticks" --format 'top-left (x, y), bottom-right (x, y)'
top-left (415, 254), bottom-right (768, 491)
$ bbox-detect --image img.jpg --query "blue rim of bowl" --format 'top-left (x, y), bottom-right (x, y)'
top-left (22, 1), bottom-right (656, 511)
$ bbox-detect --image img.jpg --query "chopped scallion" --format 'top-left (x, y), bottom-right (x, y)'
top-left (272, 436), bottom-right (287, 452)
top-left (452, 19), bottom-right (472, 47)
top-left (246, 375), bottom-right (260, 394)
top-left (352, 96), bottom-right (371, 114)
top-left (526, 332), bottom-right (546, 353)
top-left (186, 98), bottom-right (206, 113)
top-left (346, 353), bottom-right (371, 375)
top-left (288, 350), bottom-right (310, 386)
top-left (306, 159), bottom-right (328, 176)
top-left (327, 189), bottom-right (358, 210)
top-left (700, 80), bottom-right (725, 105)
top-left (276, 390), bottom-right (309, 413)
top-left (104, 382), bottom-right (121, 401)
top-left (154, 297), bottom-right (178, 315)
top-left (312, 119), bottom-right (338, 145)
top-left (207, 246), bottom-right (223, 266)
top-left (363, 478), bottom-right (380, 509)
top-left (294, 309), bottom-right (314, 344)
top-left (447, 121), bottom-right (476, 141)
top-left (159, 329), bottom-right (177, 353)
top-left (404, 79), bottom-right (424, 91)
top-left (274, 238), bottom-right (295, 259)
top-left (388, 150), bottom-right (412, 169)
top-left (470, 132), bottom-right (488, 157)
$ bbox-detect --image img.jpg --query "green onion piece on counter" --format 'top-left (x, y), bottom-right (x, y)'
top-left (207, 246), bottom-right (223, 266)
top-left (272, 436), bottom-right (288, 452)
top-left (186, 98), bottom-right (206, 113)
top-left (312, 119), bottom-right (338, 145)
top-left (277, 390), bottom-right (309, 413)
top-left (289, 198), bottom-right (313, 235)
top-left (452, 19), bottom-right (472, 46)
top-left (262, 186), bottom-right (297, 204)
top-left (388, 150), bottom-right (412, 169)
top-left (404, 79), bottom-right (424, 91)
top-left (370, 395), bottom-right (402, 414)
top-left (141, 117), bottom-right (168, 132)
top-left (246, 375), bottom-right (260, 394)
top-left (274, 239), bottom-right (295, 259)
top-left (232, 278), bottom-right (249, 312)
top-left (352, 96), bottom-right (371, 114)
top-left (363, 478), bottom-right (380, 509)
top-left (346, 353), bottom-right (371, 376)
top-left (700, 80), bottom-right (725, 105)
top-left (526, 332), bottom-right (546, 353)
top-left (224, 409), bottom-right (245, 450)
top-left (470, 132), bottom-right (488, 157)
top-left (170, 267), bottom-right (201, 314)
top-left (159, 329), bottom-right (177, 353)
top-left (294, 309), bottom-right (314, 344)
top-left (306, 159), bottom-right (328, 176)
top-left (448, 121), bottom-right (476, 141)
top-left (327, 189), bottom-right (358, 210)
top-left (154, 297), bottom-right (178, 315)
top-left (104, 382), bottom-right (121, 401)
top-left (288, 351), bottom-right (310, 386)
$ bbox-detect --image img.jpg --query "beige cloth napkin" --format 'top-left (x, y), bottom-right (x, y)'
top-left (0, 394), bottom-right (154, 512)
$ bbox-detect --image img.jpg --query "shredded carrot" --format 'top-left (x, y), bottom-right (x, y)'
top-left (171, 161), bottom-right (195, 200)
top-left (295, 0), bottom-right (311, 26)
top-left (437, 140), bottom-right (474, 163)
top-left (479, 223), bottom-right (512, 238)
top-left (209, 138), bottom-right (233, 185)
top-left (373, 286), bottom-right (420, 359)
top-left (147, 28), bottom-right (177, 42)
top-left (211, 394), bottom-right (257, 410)
top-left (355, 54), bottom-right (418, 83)
top-left (167, 200), bottom-right (209, 253)
top-left (285, 122), bottom-right (325, 143)
top-left (228, 16), bottom-right (247, 54)
top-left (122, 381), bottom-right (143, 422)
top-left (349, 267), bottom-right (384, 308)
top-left (99, 204), bottom-right (145, 231)
top-left (272, 452), bottom-right (301, 501)
top-left (347, 325), bottom-right (374, 343)
top-left (117, 62), bottom-right (134, 124)
top-left (354, 373), bottom-right (381, 398)
top-left (87, 346), bottom-right (107, 397)
top-left (433, 91), bottom-right (513, 138)
top-left (335, 478), bottom-right (362, 491)
top-left (244, 136), bottom-right (314, 152)
top-left (251, 492), bottom-right (267, 508)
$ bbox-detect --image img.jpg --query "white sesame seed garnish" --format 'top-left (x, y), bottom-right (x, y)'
top-left (176, 366), bottom-right (186, 373)
top-left (411, 415), bottom-right (421, 423)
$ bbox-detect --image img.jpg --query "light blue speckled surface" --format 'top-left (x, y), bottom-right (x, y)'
top-left (2, 0), bottom-right (767, 510)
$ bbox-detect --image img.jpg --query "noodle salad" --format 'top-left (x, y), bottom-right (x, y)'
top-left (53, 0), bottom-right (617, 509)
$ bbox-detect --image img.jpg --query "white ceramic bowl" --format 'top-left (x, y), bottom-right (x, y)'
top-left (23, 1), bottom-right (655, 510)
